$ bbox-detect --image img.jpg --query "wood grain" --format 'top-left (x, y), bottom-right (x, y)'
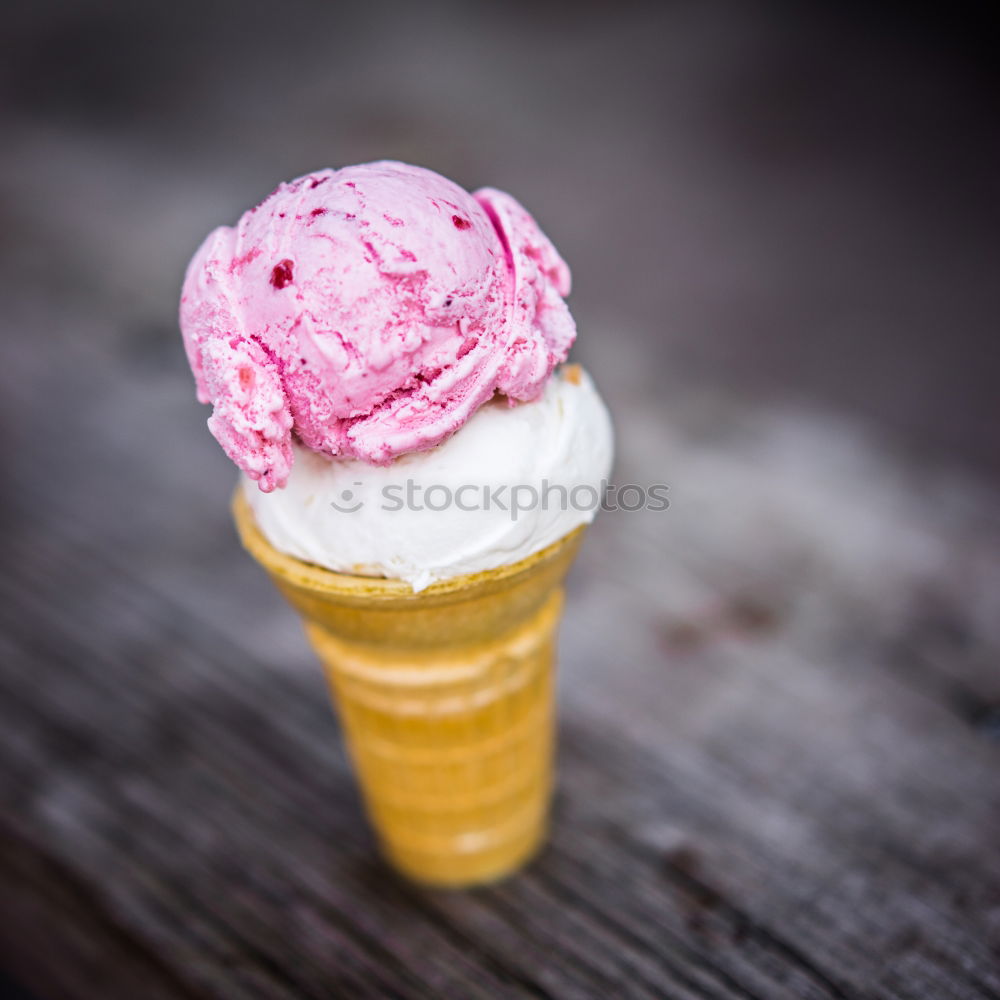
top-left (2, 3), bottom-right (999, 997)
top-left (2, 318), bottom-right (999, 997)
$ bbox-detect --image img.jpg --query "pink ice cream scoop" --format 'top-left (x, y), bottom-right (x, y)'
top-left (179, 161), bottom-right (576, 491)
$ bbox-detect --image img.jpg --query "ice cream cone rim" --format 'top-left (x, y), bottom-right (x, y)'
top-left (232, 487), bottom-right (584, 603)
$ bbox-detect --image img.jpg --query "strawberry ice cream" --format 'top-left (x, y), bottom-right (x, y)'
top-left (180, 161), bottom-right (576, 491)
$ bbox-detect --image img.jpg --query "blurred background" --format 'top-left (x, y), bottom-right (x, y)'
top-left (2, 2), bottom-right (999, 997)
top-left (3, 0), bottom-right (998, 479)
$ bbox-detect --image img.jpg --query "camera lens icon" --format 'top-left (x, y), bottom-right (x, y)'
top-left (330, 482), bottom-right (364, 513)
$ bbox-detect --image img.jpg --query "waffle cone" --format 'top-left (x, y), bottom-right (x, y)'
top-left (232, 489), bottom-right (585, 886)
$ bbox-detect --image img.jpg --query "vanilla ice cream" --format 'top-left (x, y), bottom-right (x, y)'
top-left (243, 366), bottom-right (612, 590)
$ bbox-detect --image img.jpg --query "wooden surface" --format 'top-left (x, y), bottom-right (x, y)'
top-left (2, 3), bottom-right (999, 998)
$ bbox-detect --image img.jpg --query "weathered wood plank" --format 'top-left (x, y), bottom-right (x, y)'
top-left (2, 436), bottom-right (999, 999)
top-left (3, 5), bottom-right (1000, 994)
top-left (2, 300), bottom-right (1000, 998)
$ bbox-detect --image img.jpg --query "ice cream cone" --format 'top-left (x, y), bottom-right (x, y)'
top-left (232, 488), bottom-right (585, 887)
